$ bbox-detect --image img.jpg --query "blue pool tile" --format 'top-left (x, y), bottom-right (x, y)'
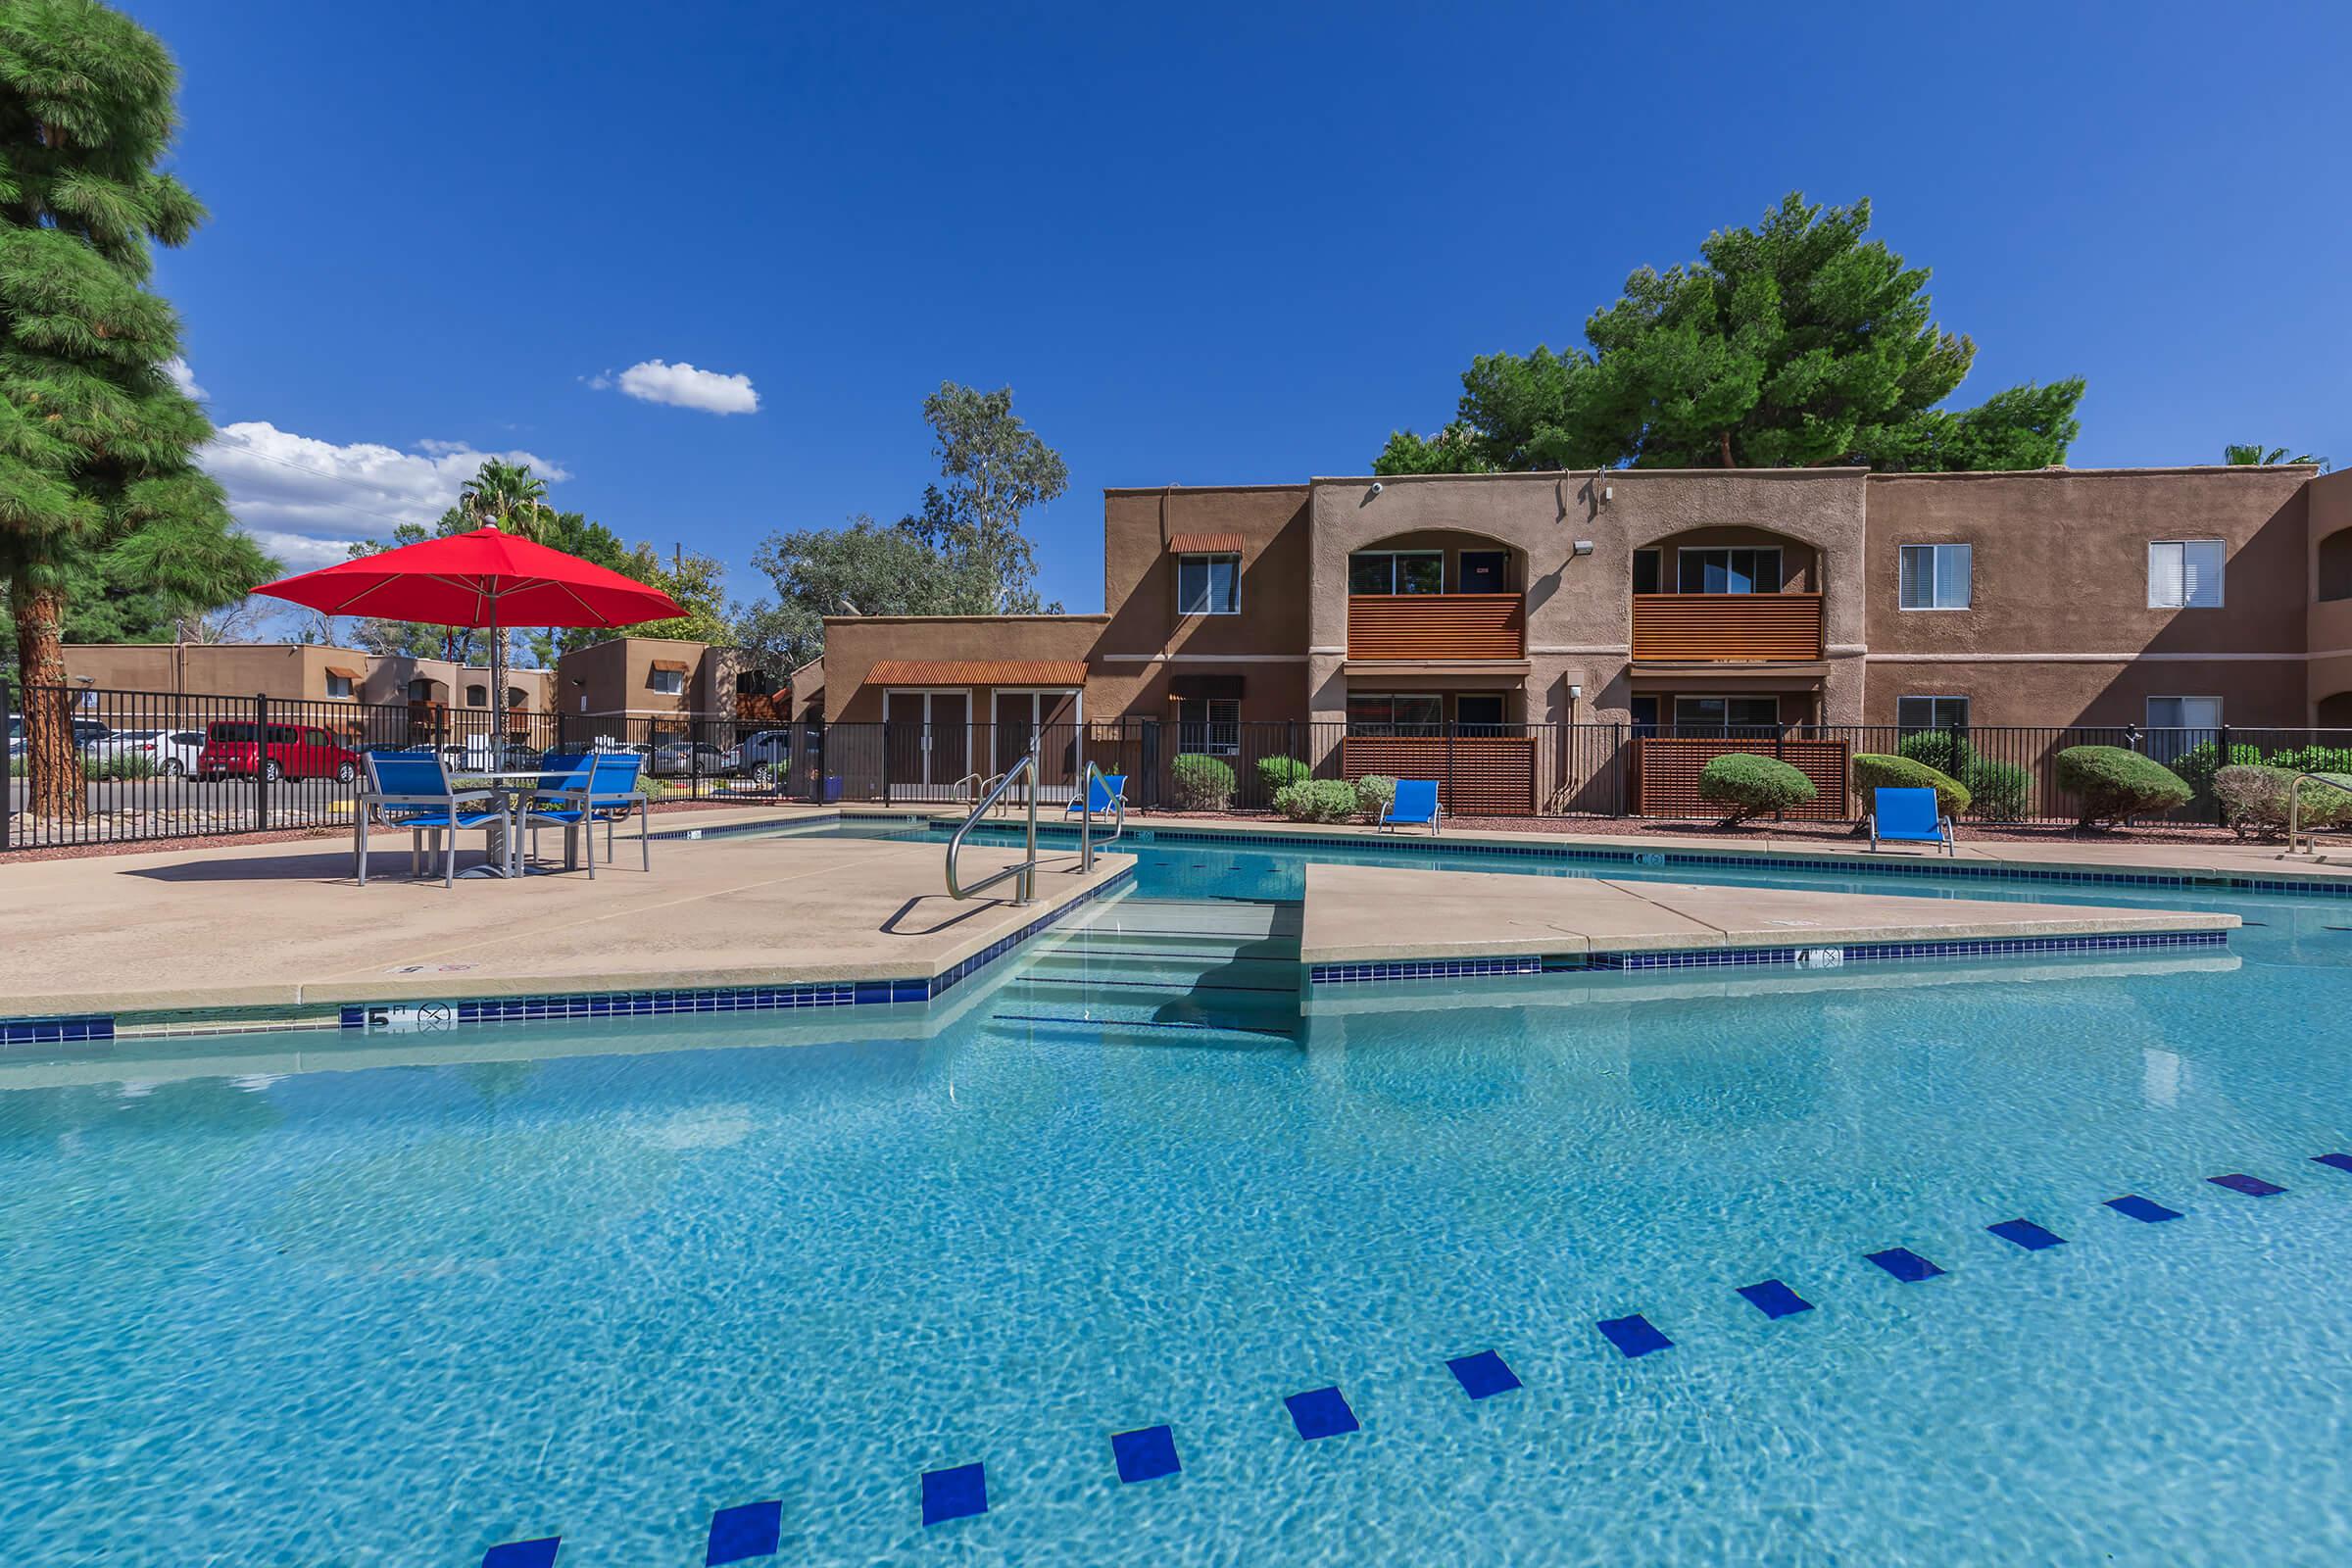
top-left (705, 1499), bottom-right (782, 1564)
top-left (1864, 1248), bottom-right (1945, 1283)
top-left (2209, 1173), bottom-right (2285, 1197)
top-left (920, 1462), bottom-right (988, 1526)
top-left (1445, 1349), bottom-right (1522, 1399)
top-left (2106, 1194), bottom-right (2183, 1223)
top-left (1284, 1386), bottom-right (1360, 1440)
top-left (1596, 1313), bottom-right (1673, 1358)
top-left (1986, 1218), bottom-right (2068, 1251)
top-left (1736, 1279), bottom-right (1813, 1319)
top-left (2314, 1152), bottom-right (2352, 1173)
top-left (482, 1541), bottom-right (560, 1568)
top-left (1110, 1424), bottom-right (1181, 1483)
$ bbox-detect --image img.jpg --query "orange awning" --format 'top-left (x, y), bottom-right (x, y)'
top-left (322, 665), bottom-right (362, 680)
top-left (1167, 532), bottom-right (1244, 555)
top-left (867, 660), bottom-right (1088, 686)
top-left (649, 659), bottom-right (691, 672)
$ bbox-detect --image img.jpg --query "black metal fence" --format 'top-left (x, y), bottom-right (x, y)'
top-left (10, 677), bottom-right (2352, 852)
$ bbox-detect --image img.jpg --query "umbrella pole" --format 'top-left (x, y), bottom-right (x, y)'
top-left (488, 588), bottom-right (505, 762)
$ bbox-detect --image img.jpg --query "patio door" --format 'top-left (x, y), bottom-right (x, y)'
top-left (884, 689), bottom-right (970, 800)
top-left (993, 688), bottom-right (1081, 801)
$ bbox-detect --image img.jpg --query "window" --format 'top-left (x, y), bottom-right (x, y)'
top-left (1348, 551), bottom-right (1445, 594)
top-left (1458, 551), bottom-right (1509, 593)
top-left (1176, 697), bottom-right (1240, 756)
top-left (1896, 695), bottom-right (1971, 731)
top-left (735, 668), bottom-right (776, 697)
top-left (407, 679), bottom-right (433, 703)
top-left (1346, 692), bottom-right (1443, 736)
top-left (1677, 547), bottom-right (1783, 594)
top-left (1632, 549), bottom-right (1661, 595)
top-left (1672, 696), bottom-right (1780, 731)
top-left (465, 684), bottom-right (488, 709)
top-left (506, 686), bottom-right (526, 710)
top-left (1898, 544), bottom-right (1973, 610)
top-left (2146, 696), bottom-right (2222, 729)
top-left (1455, 694), bottom-right (1507, 732)
top-left (650, 667), bottom-right (685, 695)
top-left (1176, 553), bottom-right (1240, 614)
top-left (324, 674), bottom-right (354, 699)
top-left (2148, 540), bottom-right (2225, 608)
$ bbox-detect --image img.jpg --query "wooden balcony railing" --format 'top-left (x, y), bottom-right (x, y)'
top-left (1631, 593), bottom-right (1824, 662)
top-left (1346, 594), bottom-right (1525, 661)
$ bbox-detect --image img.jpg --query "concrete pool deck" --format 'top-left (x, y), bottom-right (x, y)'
top-left (1297, 863), bottom-right (2239, 967)
top-left (0, 814), bottom-right (1132, 1019)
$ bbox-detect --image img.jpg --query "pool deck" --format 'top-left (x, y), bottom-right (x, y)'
top-left (1297, 863), bottom-right (2238, 967)
top-left (0, 807), bottom-right (1131, 1019)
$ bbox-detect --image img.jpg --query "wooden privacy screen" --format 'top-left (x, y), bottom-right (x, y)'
top-left (1631, 593), bottom-right (1823, 662)
top-left (1346, 595), bottom-right (1524, 660)
top-left (1632, 736), bottom-right (1849, 820)
top-left (1341, 735), bottom-right (1536, 815)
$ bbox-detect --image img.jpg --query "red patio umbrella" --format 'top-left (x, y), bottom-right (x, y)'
top-left (254, 526), bottom-right (684, 742)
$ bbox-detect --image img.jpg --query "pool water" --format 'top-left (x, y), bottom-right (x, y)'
top-left (4, 833), bottom-right (2351, 1564)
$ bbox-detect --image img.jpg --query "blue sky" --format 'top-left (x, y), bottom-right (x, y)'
top-left (134, 0), bottom-right (2350, 617)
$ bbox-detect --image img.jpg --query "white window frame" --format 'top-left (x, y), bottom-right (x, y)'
top-left (1897, 543), bottom-right (1973, 611)
top-left (1348, 550), bottom-right (1446, 595)
top-left (649, 667), bottom-right (686, 696)
top-left (1175, 553), bottom-right (1241, 615)
top-left (1675, 546), bottom-right (1784, 595)
top-left (2148, 539), bottom-right (2226, 609)
top-left (2145, 695), bottom-right (2223, 729)
top-left (1896, 695), bottom-right (1971, 730)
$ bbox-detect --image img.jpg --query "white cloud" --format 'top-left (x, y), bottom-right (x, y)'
top-left (596, 358), bottom-right (760, 416)
top-left (164, 357), bottom-right (206, 399)
top-left (201, 420), bottom-right (571, 567)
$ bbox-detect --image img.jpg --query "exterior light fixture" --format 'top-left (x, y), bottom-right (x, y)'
top-left (1368, 481), bottom-right (1384, 498)
top-left (1572, 540), bottom-right (1595, 556)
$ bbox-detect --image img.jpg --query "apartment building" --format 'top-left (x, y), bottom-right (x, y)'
top-left (818, 464), bottom-right (2348, 802)
top-left (58, 643), bottom-right (556, 716)
top-left (549, 637), bottom-right (783, 743)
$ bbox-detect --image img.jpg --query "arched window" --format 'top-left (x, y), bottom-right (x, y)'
top-left (506, 686), bottom-right (527, 710)
top-left (466, 684), bottom-right (488, 709)
top-left (2319, 527), bottom-right (2352, 603)
top-left (407, 679), bottom-right (433, 703)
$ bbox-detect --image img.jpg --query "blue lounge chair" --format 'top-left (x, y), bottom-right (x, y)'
top-left (523, 751), bottom-right (650, 876)
top-left (355, 751), bottom-right (506, 887)
top-left (1063, 771), bottom-right (1128, 819)
top-left (1380, 778), bottom-right (1442, 835)
top-left (521, 752), bottom-right (592, 869)
top-left (1868, 786), bottom-right (1955, 856)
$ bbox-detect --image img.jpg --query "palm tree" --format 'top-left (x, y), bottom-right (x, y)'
top-left (2225, 443), bottom-right (2324, 466)
top-left (458, 461), bottom-right (556, 540)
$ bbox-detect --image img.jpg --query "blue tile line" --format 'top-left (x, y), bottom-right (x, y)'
top-left (1308, 928), bottom-right (2230, 987)
top-left (0, 1013), bottom-right (116, 1051)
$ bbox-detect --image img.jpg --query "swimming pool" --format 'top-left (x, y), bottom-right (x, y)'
top-left (3, 831), bottom-right (2349, 1563)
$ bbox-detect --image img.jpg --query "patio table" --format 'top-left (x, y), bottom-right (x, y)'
top-left (447, 769), bottom-right (582, 878)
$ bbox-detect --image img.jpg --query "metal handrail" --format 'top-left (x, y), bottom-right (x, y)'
top-left (947, 746), bottom-right (1039, 905)
top-left (2286, 770), bottom-right (2352, 857)
top-left (1076, 760), bottom-right (1126, 873)
top-left (951, 771), bottom-right (985, 806)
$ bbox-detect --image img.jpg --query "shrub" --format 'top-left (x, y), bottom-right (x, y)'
top-left (1273, 778), bottom-right (1359, 823)
top-left (1696, 753), bottom-right (1817, 826)
top-left (1255, 756), bottom-right (1310, 800)
top-left (1352, 773), bottom-right (1397, 818)
top-left (1852, 753), bottom-right (1970, 818)
top-left (1893, 729), bottom-right (2031, 819)
top-left (1170, 753), bottom-right (1236, 811)
top-left (636, 773), bottom-right (673, 801)
top-left (84, 752), bottom-right (157, 782)
top-left (2053, 745), bottom-right (2191, 827)
top-left (2215, 764), bottom-right (2352, 839)
top-left (1893, 728), bottom-right (1970, 779)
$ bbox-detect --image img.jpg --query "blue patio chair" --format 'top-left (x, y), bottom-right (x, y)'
top-left (1063, 771), bottom-right (1128, 819)
top-left (355, 751), bottom-right (505, 888)
top-left (523, 751), bottom-right (650, 877)
top-left (1380, 778), bottom-right (1442, 835)
top-left (520, 752), bottom-right (592, 869)
top-left (1867, 786), bottom-right (1955, 856)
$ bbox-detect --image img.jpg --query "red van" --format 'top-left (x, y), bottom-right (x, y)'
top-left (196, 722), bottom-right (361, 784)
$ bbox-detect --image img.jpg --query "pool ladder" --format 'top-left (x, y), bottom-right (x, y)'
top-left (2284, 771), bottom-right (2352, 858)
top-left (947, 747), bottom-right (1040, 905)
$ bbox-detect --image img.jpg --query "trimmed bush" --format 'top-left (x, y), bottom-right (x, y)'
top-left (1893, 729), bottom-right (2031, 819)
top-left (1170, 753), bottom-right (1236, 810)
top-left (1852, 753), bottom-right (1970, 818)
top-left (1255, 756), bottom-right (1310, 800)
top-left (1893, 728), bottom-right (1970, 779)
top-left (2215, 763), bottom-right (2352, 840)
top-left (1696, 753), bottom-right (1817, 826)
top-left (1273, 778), bottom-right (1359, 823)
top-left (1352, 773), bottom-right (1397, 818)
top-left (2053, 745), bottom-right (2192, 827)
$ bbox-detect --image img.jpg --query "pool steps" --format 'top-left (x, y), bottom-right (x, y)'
top-left (482, 1151), bottom-right (2350, 1562)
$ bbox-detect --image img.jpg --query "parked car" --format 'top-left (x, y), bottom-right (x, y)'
top-left (196, 721), bottom-right (361, 784)
top-left (85, 728), bottom-right (207, 775)
top-left (648, 741), bottom-right (730, 777)
top-left (729, 729), bottom-right (794, 770)
top-left (71, 718), bottom-right (114, 749)
top-left (5, 713), bottom-right (21, 760)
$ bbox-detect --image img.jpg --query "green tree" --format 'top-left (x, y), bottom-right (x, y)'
top-left (2225, 443), bottom-right (2324, 467)
top-left (903, 381), bottom-right (1067, 612)
top-left (0, 0), bottom-right (275, 815)
top-left (1375, 193), bottom-right (2085, 475)
top-left (457, 459), bottom-right (555, 539)
top-left (735, 515), bottom-right (966, 670)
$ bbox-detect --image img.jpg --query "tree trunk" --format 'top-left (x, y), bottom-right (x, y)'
top-left (1719, 430), bottom-right (1736, 467)
top-left (11, 579), bottom-right (87, 821)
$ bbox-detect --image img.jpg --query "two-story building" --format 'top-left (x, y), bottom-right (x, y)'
top-left (815, 463), bottom-right (2346, 811)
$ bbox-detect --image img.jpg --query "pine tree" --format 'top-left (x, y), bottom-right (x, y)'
top-left (0, 0), bottom-right (270, 817)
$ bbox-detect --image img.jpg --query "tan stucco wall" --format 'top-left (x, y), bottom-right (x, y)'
top-left (1864, 466), bottom-right (2313, 726)
top-left (63, 643), bottom-right (371, 704)
top-left (2306, 469), bottom-right (2352, 724)
top-left (553, 637), bottom-right (743, 720)
top-left (819, 615), bottom-right (1109, 722)
top-left (1098, 485), bottom-right (1314, 720)
top-left (1304, 468), bottom-right (1871, 726)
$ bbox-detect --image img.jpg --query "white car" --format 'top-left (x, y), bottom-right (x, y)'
top-left (85, 728), bottom-right (207, 775)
